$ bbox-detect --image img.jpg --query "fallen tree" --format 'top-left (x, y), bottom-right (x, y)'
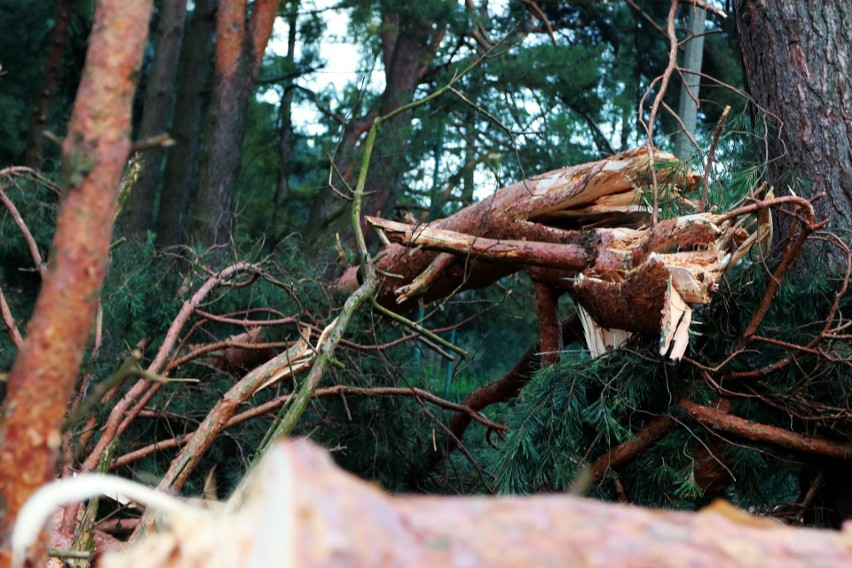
top-left (341, 147), bottom-right (775, 361)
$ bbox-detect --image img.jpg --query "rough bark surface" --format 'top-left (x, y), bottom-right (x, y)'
top-left (156, 0), bottom-right (216, 247)
top-left (305, 5), bottom-right (439, 247)
top-left (735, 0), bottom-right (852, 270)
top-left (97, 439), bottom-right (852, 568)
top-left (188, 0), bottom-right (282, 247)
top-left (122, 0), bottom-right (189, 237)
top-left (0, 0), bottom-right (153, 562)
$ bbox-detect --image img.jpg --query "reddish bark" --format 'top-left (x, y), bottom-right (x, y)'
top-left (188, 0), bottom-right (282, 247)
top-left (590, 416), bottom-right (677, 482)
top-left (122, 0), bottom-right (189, 237)
top-left (23, 0), bottom-right (73, 169)
top-left (532, 279), bottom-right (562, 365)
top-left (0, 0), bottom-right (153, 562)
top-left (680, 400), bottom-right (852, 460)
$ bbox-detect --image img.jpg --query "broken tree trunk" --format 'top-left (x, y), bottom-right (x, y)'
top-left (342, 147), bottom-right (770, 360)
top-left (20, 439), bottom-right (850, 568)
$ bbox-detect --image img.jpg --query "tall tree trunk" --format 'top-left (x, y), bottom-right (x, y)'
top-left (188, 0), bottom-right (282, 248)
top-left (271, 3), bottom-right (298, 237)
top-left (121, 0), bottom-right (189, 238)
top-left (155, 0), bottom-right (217, 247)
top-left (735, 0), bottom-right (852, 271)
top-left (674, 5), bottom-right (706, 159)
top-left (23, 0), bottom-right (73, 169)
top-left (360, 8), bottom-right (433, 221)
top-left (305, 5), bottom-right (440, 248)
top-left (0, 0), bottom-right (152, 563)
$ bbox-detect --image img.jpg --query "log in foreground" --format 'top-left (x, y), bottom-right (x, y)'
top-left (78, 439), bottom-right (852, 567)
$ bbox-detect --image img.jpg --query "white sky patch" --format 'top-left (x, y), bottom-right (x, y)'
top-left (261, 0), bottom-right (384, 135)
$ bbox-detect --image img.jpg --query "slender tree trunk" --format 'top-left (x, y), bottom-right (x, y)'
top-left (121, 0), bottom-right (189, 238)
top-left (674, 5), bottom-right (706, 159)
top-left (735, 0), bottom-right (852, 271)
top-left (122, 0), bottom-right (189, 237)
top-left (271, 3), bottom-right (298, 236)
top-left (360, 8), bottom-right (434, 224)
top-left (155, 0), bottom-right (216, 247)
top-left (23, 0), bottom-right (73, 169)
top-left (188, 0), bottom-right (282, 248)
top-left (0, 0), bottom-right (152, 563)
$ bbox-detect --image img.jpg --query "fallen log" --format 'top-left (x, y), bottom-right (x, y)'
top-left (18, 439), bottom-right (851, 568)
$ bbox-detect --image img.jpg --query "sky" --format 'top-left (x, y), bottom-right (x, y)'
top-left (263, 0), bottom-right (384, 134)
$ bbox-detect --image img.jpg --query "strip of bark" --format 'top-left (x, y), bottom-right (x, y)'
top-left (0, 0), bottom-right (153, 561)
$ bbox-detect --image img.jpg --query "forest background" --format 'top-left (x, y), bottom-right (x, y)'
top-left (0, 0), bottom-right (850, 563)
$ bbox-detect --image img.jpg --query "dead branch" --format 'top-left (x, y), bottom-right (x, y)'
top-left (0, 170), bottom-right (47, 277)
top-left (366, 216), bottom-right (591, 271)
top-left (590, 416), bottom-right (678, 482)
top-left (79, 263), bottom-right (261, 474)
top-left (0, 288), bottom-right (24, 350)
top-left (680, 400), bottom-right (852, 460)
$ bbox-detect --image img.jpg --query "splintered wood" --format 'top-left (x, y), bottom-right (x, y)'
top-left (363, 147), bottom-right (771, 360)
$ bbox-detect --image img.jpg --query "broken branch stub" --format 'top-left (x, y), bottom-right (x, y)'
top-left (358, 147), bottom-right (770, 359)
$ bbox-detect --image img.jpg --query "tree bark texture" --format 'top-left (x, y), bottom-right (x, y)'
top-left (121, 0), bottom-right (189, 238)
top-left (735, 0), bottom-right (852, 271)
top-left (156, 0), bottom-right (217, 247)
top-left (23, 0), bottom-right (73, 169)
top-left (188, 0), bottom-right (282, 248)
top-left (99, 439), bottom-right (852, 568)
top-left (0, 0), bottom-right (153, 562)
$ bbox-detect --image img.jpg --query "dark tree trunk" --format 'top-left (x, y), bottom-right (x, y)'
top-left (271, 4), bottom-right (298, 236)
top-left (121, 0), bottom-right (189, 238)
top-left (23, 0), bottom-right (73, 169)
top-left (155, 0), bottom-right (216, 247)
top-left (188, 0), bottom-right (282, 248)
top-left (304, 5), bottom-right (440, 248)
top-left (735, 0), bottom-right (852, 271)
top-left (360, 8), bottom-right (434, 222)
